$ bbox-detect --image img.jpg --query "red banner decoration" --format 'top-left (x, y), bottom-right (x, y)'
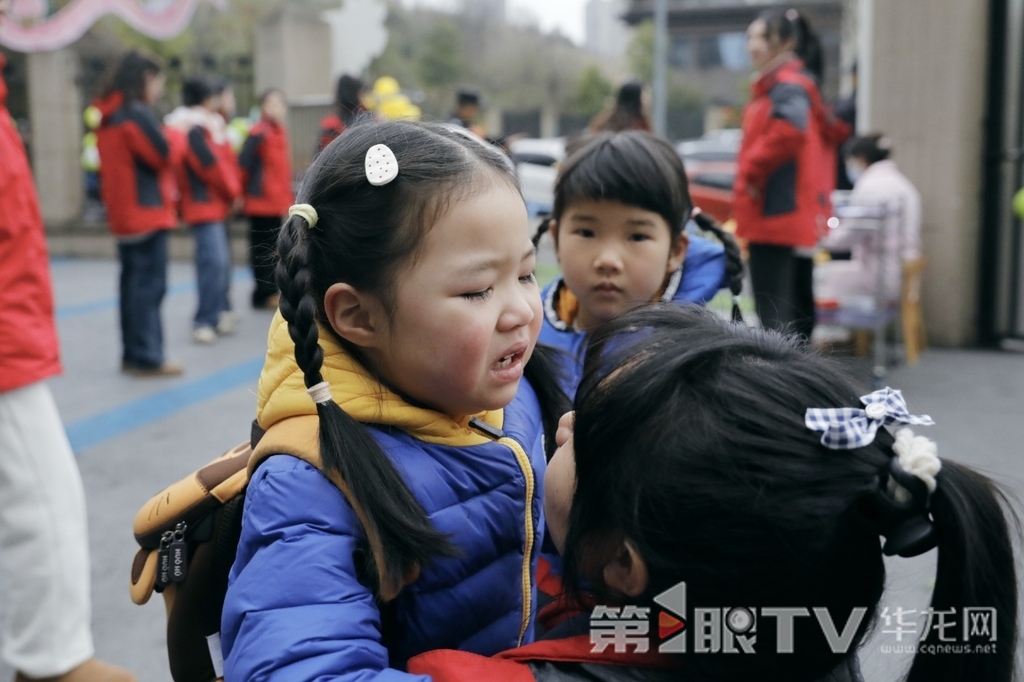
top-left (1, 0), bottom-right (226, 52)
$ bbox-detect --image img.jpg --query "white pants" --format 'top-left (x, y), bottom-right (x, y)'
top-left (0, 381), bottom-right (93, 676)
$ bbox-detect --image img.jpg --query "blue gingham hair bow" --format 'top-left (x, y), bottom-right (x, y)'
top-left (805, 388), bottom-right (934, 450)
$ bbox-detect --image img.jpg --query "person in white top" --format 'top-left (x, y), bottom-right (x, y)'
top-left (817, 134), bottom-right (922, 305)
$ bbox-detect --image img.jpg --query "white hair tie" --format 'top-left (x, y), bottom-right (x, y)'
top-left (890, 428), bottom-right (941, 501)
top-left (289, 204), bottom-right (318, 228)
top-left (306, 381), bottom-right (333, 405)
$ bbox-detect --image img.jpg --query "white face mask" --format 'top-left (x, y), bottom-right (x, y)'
top-left (846, 161), bottom-right (865, 184)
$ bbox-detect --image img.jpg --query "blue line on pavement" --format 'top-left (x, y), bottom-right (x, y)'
top-left (56, 268), bottom-right (253, 320)
top-left (65, 356), bottom-right (265, 453)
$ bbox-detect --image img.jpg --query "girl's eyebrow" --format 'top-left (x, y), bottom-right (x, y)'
top-left (454, 247), bottom-right (536, 278)
top-left (626, 218), bottom-right (657, 227)
top-left (568, 214), bottom-right (598, 223)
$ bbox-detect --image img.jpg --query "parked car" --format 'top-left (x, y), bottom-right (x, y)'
top-left (677, 129), bottom-right (740, 225)
top-left (510, 130), bottom-right (739, 226)
top-left (509, 137), bottom-right (564, 217)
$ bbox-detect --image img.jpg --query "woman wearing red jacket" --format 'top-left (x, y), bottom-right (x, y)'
top-left (318, 74), bottom-right (365, 152)
top-left (95, 51), bottom-right (182, 375)
top-left (733, 9), bottom-right (838, 339)
top-left (239, 88), bottom-right (294, 309)
top-left (165, 75), bottom-right (242, 344)
top-left (0, 11), bottom-right (136, 677)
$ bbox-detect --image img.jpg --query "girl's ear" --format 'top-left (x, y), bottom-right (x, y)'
top-left (549, 218), bottom-right (560, 249)
top-left (324, 282), bottom-right (384, 349)
top-left (667, 231), bottom-right (689, 273)
top-left (602, 538), bottom-right (649, 598)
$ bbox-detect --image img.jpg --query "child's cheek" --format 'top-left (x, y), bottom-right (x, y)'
top-left (450, 324), bottom-right (492, 375)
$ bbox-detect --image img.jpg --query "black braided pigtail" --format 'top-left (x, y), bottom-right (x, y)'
top-left (275, 214), bottom-right (457, 601)
top-left (523, 344), bottom-right (572, 461)
top-left (693, 211), bottom-right (745, 323)
top-left (532, 216), bottom-right (551, 248)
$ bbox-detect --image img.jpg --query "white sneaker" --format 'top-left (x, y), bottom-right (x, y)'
top-left (192, 326), bottom-right (217, 344)
top-left (216, 311), bottom-right (238, 336)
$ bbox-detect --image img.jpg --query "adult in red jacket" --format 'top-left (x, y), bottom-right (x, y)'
top-left (239, 88), bottom-right (294, 308)
top-left (734, 9), bottom-right (833, 339)
top-left (318, 74), bottom-right (365, 152)
top-left (0, 36), bottom-right (136, 682)
top-left (165, 75), bottom-right (242, 343)
top-left (95, 50), bottom-right (182, 376)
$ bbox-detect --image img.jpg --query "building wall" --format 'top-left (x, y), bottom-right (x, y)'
top-left (586, 0), bottom-right (631, 60)
top-left (865, 0), bottom-right (989, 345)
top-left (255, 9), bottom-right (332, 102)
top-left (28, 49), bottom-right (82, 225)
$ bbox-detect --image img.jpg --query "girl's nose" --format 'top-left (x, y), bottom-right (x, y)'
top-left (498, 287), bottom-right (537, 332)
top-left (593, 243), bottom-right (624, 274)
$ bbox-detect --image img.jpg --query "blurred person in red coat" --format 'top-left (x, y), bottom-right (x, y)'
top-left (734, 8), bottom-right (846, 339)
top-left (94, 50), bottom-right (182, 376)
top-left (238, 89), bottom-right (294, 309)
top-left (165, 75), bottom-right (242, 344)
top-left (0, 3), bottom-right (138, 680)
top-left (318, 74), bottom-right (365, 152)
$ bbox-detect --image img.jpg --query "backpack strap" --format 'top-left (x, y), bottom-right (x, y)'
top-left (249, 415), bottom-right (420, 601)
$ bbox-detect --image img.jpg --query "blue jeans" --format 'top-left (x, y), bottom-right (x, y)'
top-left (118, 231), bottom-right (168, 368)
top-left (191, 221), bottom-right (231, 329)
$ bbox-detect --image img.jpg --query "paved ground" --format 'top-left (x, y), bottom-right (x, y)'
top-left (1, 249), bottom-right (1021, 680)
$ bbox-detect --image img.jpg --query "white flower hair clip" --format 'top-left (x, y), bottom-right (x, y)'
top-left (889, 428), bottom-right (941, 503)
top-left (365, 143), bottom-right (399, 186)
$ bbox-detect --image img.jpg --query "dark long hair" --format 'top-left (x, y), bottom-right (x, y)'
top-left (847, 132), bottom-right (892, 166)
top-left (103, 50), bottom-right (161, 103)
top-left (760, 8), bottom-right (824, 84)
top-left (181, 75), bottom-right (213, 107)
top-left (275, 119), bottom-right (566, 600)
top-left (594, 81), bottom-right (650, 133)
top-left (543, 131), bottom-right (744, 309)
top-left (561, 304), bottom-right (1018, 681)
top-left (334, 74), bottom-right (365, 126)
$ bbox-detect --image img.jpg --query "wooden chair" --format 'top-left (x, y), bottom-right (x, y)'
top-left (823, 258), bottom-right (928, 365)
top-left (900, 257), bottom-right (928, 365)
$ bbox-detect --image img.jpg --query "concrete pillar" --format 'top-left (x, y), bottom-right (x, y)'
top-left (540, 105), bottom-right (559, 138)
top-left (27, 48), bottom-right (82, 225)
top-left (865, 0), bottom-right (989, 346)
top-left (255, 8), bottom-right (332, 102)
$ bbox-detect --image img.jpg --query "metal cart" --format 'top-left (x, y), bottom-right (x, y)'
top-left (817, 192), bottom-right (905, 389)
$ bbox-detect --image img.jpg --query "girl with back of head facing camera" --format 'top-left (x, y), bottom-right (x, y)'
top-left (410, 304), bottom-right (1019, 682)
top-left (220, 120), bottom-right (569, 679)
top-left (538, 131), bottom-right (744, 396)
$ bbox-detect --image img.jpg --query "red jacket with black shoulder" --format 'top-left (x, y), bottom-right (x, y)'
top-left (94, 92), bottom-right (177, 237)
top-left (239, 118), bottom-right (293, 218)
top-left (734, 58), bottom-right (836, 249)
top-left (318, 113), bottom-right (346, 152)
top-left (173, 122), bottom-right (241, 225)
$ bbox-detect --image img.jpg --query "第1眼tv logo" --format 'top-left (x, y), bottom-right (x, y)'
top-left (589, 581), bottom-right (998, 656)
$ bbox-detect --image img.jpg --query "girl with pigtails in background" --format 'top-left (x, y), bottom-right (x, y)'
top-left (535, 130), bottom-right (745, 397)
top-left (410, 304), bottom-right (1019, 682)
top-left (220, 120), bottom-right (569, 679)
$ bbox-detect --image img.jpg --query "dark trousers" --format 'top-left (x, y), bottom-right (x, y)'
top-left (118, 230), bottom-right (168, 368)
top-left (249, 215), bottom-right (282, 306)
top-left (747, 243), bottom-right (815, 339)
